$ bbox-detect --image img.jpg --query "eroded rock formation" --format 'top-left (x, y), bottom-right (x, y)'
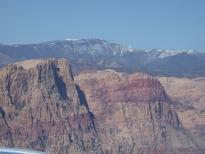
top-left (158, 77), bottom-right (205, 141)
top-left (76, 70), bottom-right (205, 154)
top-left (0, 59), bottom-right (100, 154)
top-left (0, 59), bottom-right (204, 153)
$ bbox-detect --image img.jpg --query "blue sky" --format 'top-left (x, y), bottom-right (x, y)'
top-left (0, 0), bottom-right (205, 51)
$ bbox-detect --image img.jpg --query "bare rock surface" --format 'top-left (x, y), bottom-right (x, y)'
top-left (0, 58), bottom-right (100, 154)
top-left (0, 58), bottom-right (204, 154)
top-left (76, 70), bottom-right (205, 154)
top-left (158, 77), bottom-right (205, 140)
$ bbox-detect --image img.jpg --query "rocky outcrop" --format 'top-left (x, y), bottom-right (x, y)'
top-left (76, 70), bottom-right (205, 154)
top-left (0, 58), bottom-right (100, 154)
top-left (0, 58), bottom-right (204, 154)
top-left (158, 77), bottom-right (205, 140)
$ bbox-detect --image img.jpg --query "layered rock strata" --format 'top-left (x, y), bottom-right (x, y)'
top-left (76, 70), bottom-right (205, 154)
top-left (0, 59), bottom-right (204, 153)
top-left (0, 59), bottom-right (100, 154)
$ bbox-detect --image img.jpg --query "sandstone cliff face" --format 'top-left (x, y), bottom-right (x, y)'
top-left (0, 59), bottom-right (204, 154)
top-left (158, 77), bottom-right (205, 140)
top-left (76, 70), bottom-right (205, 154)
top-left (0, 59), bottom-right (100, 154)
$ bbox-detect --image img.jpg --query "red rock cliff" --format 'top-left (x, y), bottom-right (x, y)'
top-left (0, 59), bottom-right (100, 153)
top-left (76, 70), bottom-right (205, 154)
top-left (0, 59), bottom-right (204, 154)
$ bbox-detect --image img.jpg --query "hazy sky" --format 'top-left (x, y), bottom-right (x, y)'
top-left (0, 0), bottom-right (205, 51)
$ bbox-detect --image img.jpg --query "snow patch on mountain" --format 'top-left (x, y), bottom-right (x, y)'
top-left (48, 42), bottom-right (56, 46)
top-left (64, 38), bottom-right (80, 41)
top-left (146, 49), bottom-right (198, 58)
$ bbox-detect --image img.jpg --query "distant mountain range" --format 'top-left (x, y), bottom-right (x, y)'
top-left (0, 38), bottom-right (205, 77)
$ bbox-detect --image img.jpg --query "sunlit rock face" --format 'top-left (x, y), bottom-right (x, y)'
top-left (158, 77), bottom-right (205, 140)
top-left (0, 58), bottom-right (204, 154)
top-left (0, 58), bottom-right (100, 154)
top-left (76, 70), bottom-right (205, 154)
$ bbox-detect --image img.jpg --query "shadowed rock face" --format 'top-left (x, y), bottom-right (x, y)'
top-left (0, 59), bottom-right (100, 154)
top-left (76, 70), bottom-right (205, 154)
top-left (0, 59), bottom-right (204, 154)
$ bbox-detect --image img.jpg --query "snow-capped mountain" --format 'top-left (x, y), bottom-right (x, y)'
top-left (0, 38), bottom-right (204, 77)
top-left (146, 49), bottom-right (198, 58)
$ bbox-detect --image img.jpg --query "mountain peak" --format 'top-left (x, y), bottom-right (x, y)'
top-left (146, 49), bottom-right (199, 58)
top-left (0, 39), bottom-right (204, 77)
top-left (0, 58), bottom-right (97, 153)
